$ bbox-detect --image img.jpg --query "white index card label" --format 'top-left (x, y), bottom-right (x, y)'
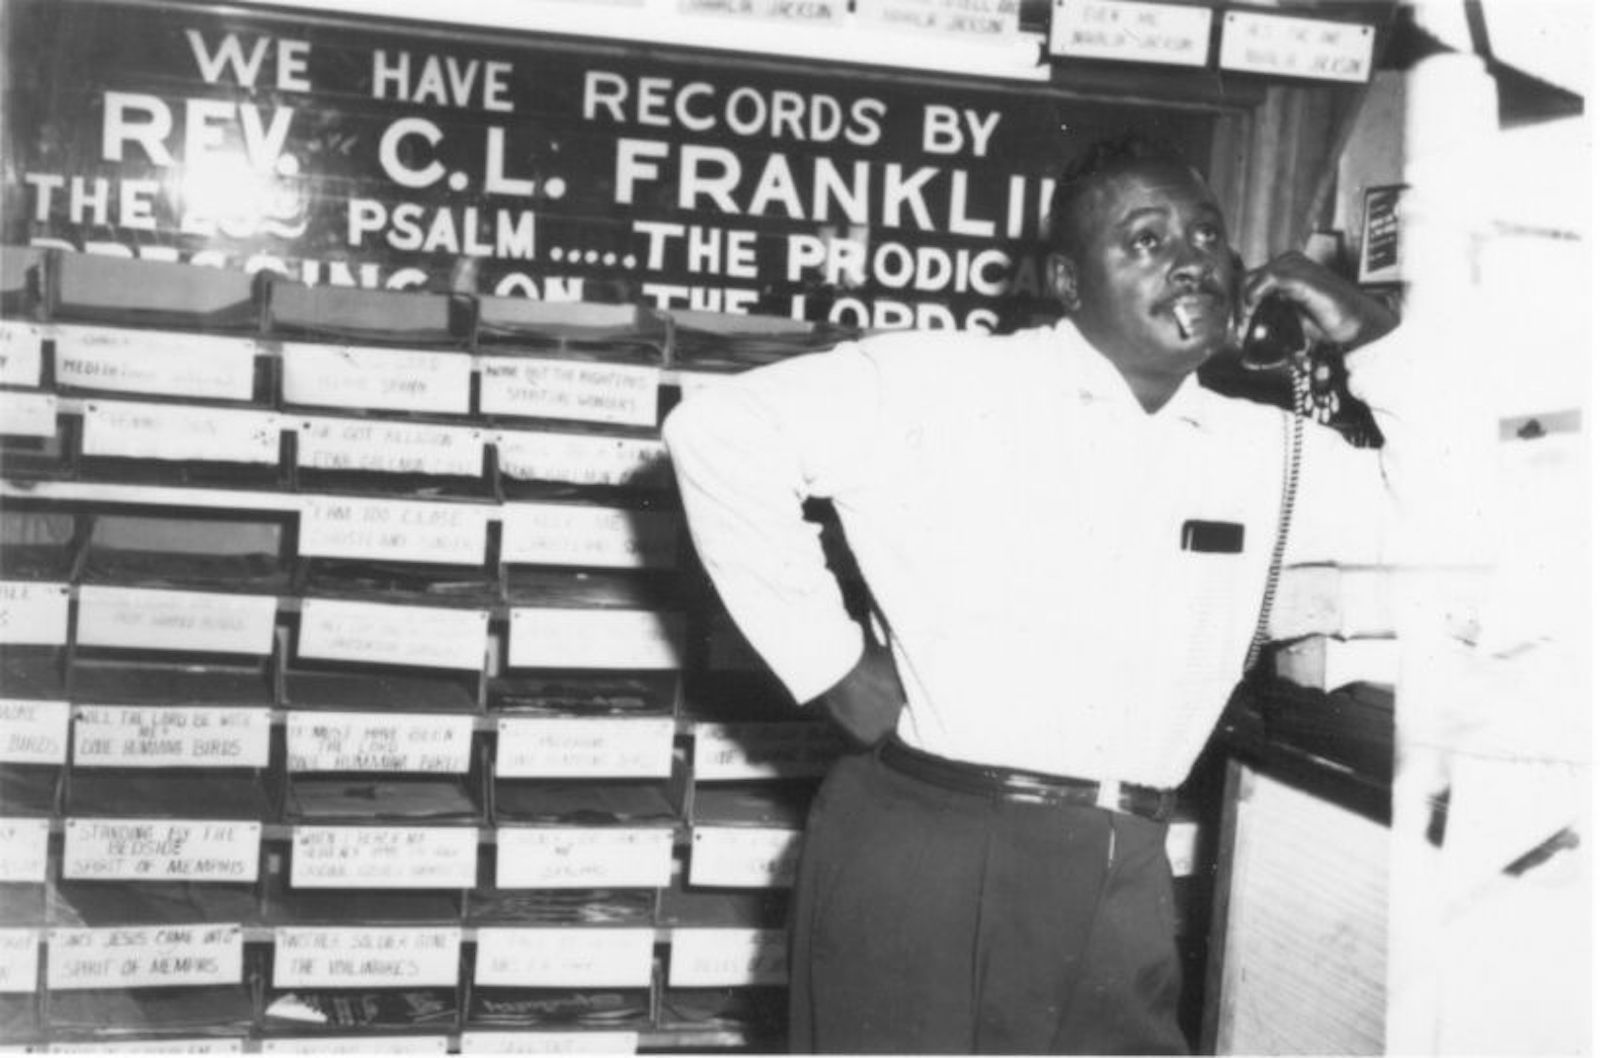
top-left (0, 581), bottom-right (69, 645)
top-left (668, 928), bottom-right (787, 986)
top-left (298, 598), bottom-right (488, 672)
top-left (495, 429), bottom-right (669, 489)
top-left (47, 924), bottom-right (243, 990)
top-left (1049, 0), bottom-right (1212, 66)
top-left (474, 928), bottom-right (655, 988)
top-left (479, 357), bottom-right (660, 427)
top-left (0, 698), bottom-right (70, 764)
top-left (75, 585), bottom-right (278, 655)
top-left (0, 390), bottom-right (56, 436)
top-left (0, 818), bottom-right (49, 883)
top-left (281, 343), bottom-right (471, 414)
top-left (286, 711), bottom-right (474, 774)
top-left (507, 608), bottom-right (684, 670)
top-left (689, 827), bottom-right (803, 888)
top-left (262, 1037), bottom-right (450, 1055)
top-left (459, 1032), bottom-right (639, 1055)
top-left (501, 503), bottom-right (679, 569)
top-left (295, 417), bottom-right (485, 477)
top-left (271, 927), bottom-right (462, 988)
top-left (48, 1041), bottom-right (244, 1054)
top-left (495, 717), bottom-right (675, 779)
top-left (1219, 11), bottom-right (1374, 82)
top-left (0, 930), bottom-right (39, 994)
top-left (81, 400), bottom-right (280, 463)
top-left (495, 827), bottom-right (674, 889)
top-left (72, 706), bottom-right (272, 769)
top-left (54, 324), bottom-right (257, 400)
top-left (290, 826), bottom-right (478, 889)
top-left (0, 321), bottom-right (44, 386)
top-left (63, 818), bottom-right (261, 882)
top-left (298, 495), bottom-right (488, 565)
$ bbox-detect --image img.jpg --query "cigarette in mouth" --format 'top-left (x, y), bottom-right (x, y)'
top-left (1173, 302), bottom-right (1197, 339)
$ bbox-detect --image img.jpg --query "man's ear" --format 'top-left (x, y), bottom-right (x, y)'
top-left (1048, 252), bottom-right (1081, 312)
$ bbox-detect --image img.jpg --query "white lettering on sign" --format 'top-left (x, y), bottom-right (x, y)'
top-left (72, 705), bottom-right (271, 769)
top-left (262, 1037), bottom-right (450, 1055)
top-left (280, 342), bottom-right (471, 414)
top-left (0, 389), bottom-right (57, 436)
top-left (1219, 11), bottom-right (1374, 82)
top-left (296, 416), bottom-right (485, 477)
top-left (290, 826), bottom-right (478, 889)
top-left (668, 928), bottom-right (787, 986)
top-left (495, 429), bottom-right (669, 489)
top-left (0, 818), bottom-right (49, 883)
top-left (1049, 0), bottom-right (1211, 66)
top-left (495, 827), bottom-right (674, 889)
top-left (75, 585), bottom-right (278, 655)
top-left (271, 926), bottom-right (462, 988)
top-left (507, 608), bottom-right (684, 670)
top-left (0, 930), bottom-right (39, 994)
top-left (858, 0), bottom-right (1020, 35)
top-left (46, 1041), bottom-right (245, 1055)
top-left (53, 324), bottom-right (258, 400)
top-left (495, 717), bottom-right (675, 779)
top-left (298, 598), bottom-right (488, 672)
top-left (459, 1033), bottom-right (639, 1056)
top-left (689, 827), bottom-right (803, 888)
top-left (298, 495), bottom-right (489, 565)
top-left (692, 722), bottom-right (840, 780)
top-left (0, 581), bottom-right (69, 646)
top-left (81, 400), bottom-right (281, 463)
top-left (0, 697), bottom-right (70, 764)
top-left (0, 321), bottom-right (44, 386)
top-left (286, 711), bottom-right (473, 773)
top-left (474, 928), bottom-right (655, 988)
top-left (501, 503), bottom-right (679, 569)
top-left (46, 924), bottom-right (243, 990)
top-left (63, 818), bottom-right (261, 882)
top-left (479, 357), bottom-right (660, 427)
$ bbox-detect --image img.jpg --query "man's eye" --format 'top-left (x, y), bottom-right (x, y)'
top-left (1130, 231), bottom-right (1161, 251)
top-left (1194, 224), bottom-right (1221, 244)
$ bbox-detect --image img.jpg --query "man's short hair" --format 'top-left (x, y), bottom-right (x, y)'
top-left (1046, 134), bottom-right (1197, 252)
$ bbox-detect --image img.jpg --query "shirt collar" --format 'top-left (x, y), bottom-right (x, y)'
top-left (1047, 318), bottom-right (1215, 430)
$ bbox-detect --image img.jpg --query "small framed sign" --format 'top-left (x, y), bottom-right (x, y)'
top-left (1358, 184), bottom-right (1405, 284)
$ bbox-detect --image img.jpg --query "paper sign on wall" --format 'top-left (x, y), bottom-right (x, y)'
top-left (689, 827), bottom-right (803, 888)
top-left (858, 0), bottom-right (1020, 36)
top-left (1049, 0), bottom-right (1212, 66)
top-left (0, 581), bottom-right (69, 645)
top-left (0, 698), bottom-right (70, 763)
top-left (290, 826), bottom-right (478, 889)
top-left (75, 585), bottom-right (278, 655)
top-left (495, 717), bottom-right (675, 779)
top-left (286, 711), bottom-right (474, 773)
top-left (507, 609), bottom-right (684, 670)
top-left (298, 495), bottom-right (489, 566)
top-left (72, 706), bottom-right (272, 769)
top-left (81, 400), bottom-right (281, 463)
top-left (298, 598), bottom-right (488, 672)
top-left (281, 343), bottom-right (471, 414)
top-left (692, 722), bottom-right (841, 780)
top-left (474, 928), bottom-right (655, 987)
top-left (478, 357), bottom-right (660, 427)
top-left (0, 389), bottom-right (57, 436)
top-left (458, 1033), bottom-right (638, 1056)
top-left (495, 827), bottom-right (674, 889)
top-left (0, 818), bottom-right (49, 883)
top-left (54, 324), bottom-right (257, 400)
top-left (0, 930), bottom-right (39, 995)
top-left (271, 927), bottom-right (462, 988)
top-left (296, 417), bottom-right (485, 477)
top-left (668, 928), bottom-right (787, 986)
top-left (501, 504), bottom-right (679, 569)
top-left (0, 321), bottom-right (44, 386)
top-left (1219, 10), bottom-right (1375, 82)
top-left (261, 1037), bottom-right (450, 1055)
top-left (63, 818), bottom-right (261, 882)
top-left (46, 924), bottom-right (243, 990)
top-left (495, 429), bottom-right (669, 489)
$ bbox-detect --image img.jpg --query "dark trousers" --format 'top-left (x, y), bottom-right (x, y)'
top-left (787, 751), bottom-right (1188, 1054)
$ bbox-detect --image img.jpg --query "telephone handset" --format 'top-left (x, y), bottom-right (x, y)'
top-left (1237, 292), bottom-right (1307, 371)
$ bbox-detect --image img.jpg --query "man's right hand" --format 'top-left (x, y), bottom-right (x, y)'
top-left (817, 644), bottom-right (905, 749)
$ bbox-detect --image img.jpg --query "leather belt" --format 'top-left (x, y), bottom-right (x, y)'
top-left (878, 737), bottom-right (1176, 823)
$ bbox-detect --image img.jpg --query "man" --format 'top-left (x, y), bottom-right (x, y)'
top-left (664, 136), bottom-right (1434, 1053)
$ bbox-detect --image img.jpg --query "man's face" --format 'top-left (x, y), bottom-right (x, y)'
top-left (1050, 160), bottom-right (1237, 378)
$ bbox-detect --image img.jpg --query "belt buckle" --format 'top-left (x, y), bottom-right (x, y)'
top-left (1094, 780), bottom-right (1122, 813)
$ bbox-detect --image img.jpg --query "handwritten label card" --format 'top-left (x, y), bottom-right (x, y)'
top-left (298, 495), bottom-right (488, 565)
top-left (496, 717), bottom-right (675, 779)
top-left (0, 581), bottom-right (69, 646)
top-left (74, 585), bottom-right (278, 656)
top-left (495, 827), bottom-right (674, 889)
top-left (46, 924), bottom-right (243, 990)
top-left (479, 357), bottom-right (660, 427)
top-left (0, 389), bottom-right (57, 436)
top-left (54, 324), bottom-right (257, 400)
top-left (459, 1032), bottom-right (638, 1056)
top-left (692, 723), bottom-right (841, 781)
top-left (0, 698), bottom-right (70, 763)
top-left (0, 930), bottom-right (38, 994)
top-left (668, 928), bottom-right (787, 986)
top-left (281, 343), bottom-right (471, 414)
top-left (286, 711), bottom-right (473, 773)
top-left (689, 827), bottom-right (803, 888)
top-left (474, 928), bottom-right (654, 987)
top-left (507, 609), bottom-right (684, 670)
top-left (299, 598), bottom-right (488, 672)
top-left (81, 400), bottom-right (281, 463)
top-left (1219, 11), bottom-right (1374, 82)
top-left (496, 429), bottom-right (669, 489)
top-left (72, 706), bottom-right (272, 769)
top-left (501, 504), bottom-right (679, 569)
top-left (858, 0), bottom-right (1019, 35)
top-left (290, 826), bottom-right (478, 889)
top-left (262, 1037), bottom-right (450, 1055)
top-left (296, 417), bottom-right (485, 477)
top-left (272, 926), bottom-right (462, 988)
top-left (63, 818), bottom-right (261, 882)
top-left (681, 0), bottom-right (844, 22)
top-left (48, 1041), bottom-right (244, 1054)
top-left (0, 818), bottom-right (49, 883)
top-left (1049, 0), bottom-right (1212, 65)
top-left (0, 321), bottom-right (44, 386)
